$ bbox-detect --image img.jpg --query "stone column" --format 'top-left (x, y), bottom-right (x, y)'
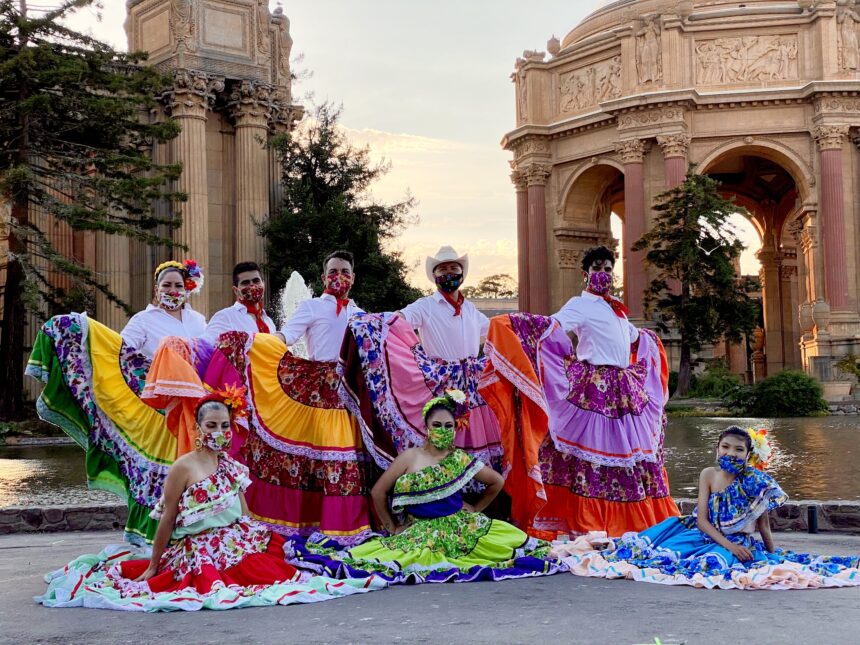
top-left (511, 168), bottom-right (530, 312)
top-left (525, 162), bottom-right (552, 314)
top-left (657, 134), bottom-right (690, 188)
top-left (95, 232), bottom-right (131, 330)
top-left (815, 125), bottom-right (851, 310)
top-left (163, 70), bottom-right (224, 315)
top-left (757, 246), bottom-right (785, 376)
top-left (229, 81), bottom-right (273, 266)
top-left (616, 138), bottom-right (649, 321)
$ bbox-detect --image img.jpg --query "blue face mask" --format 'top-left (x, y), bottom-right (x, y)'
top-left (718, 454), bottom-right (746, 475)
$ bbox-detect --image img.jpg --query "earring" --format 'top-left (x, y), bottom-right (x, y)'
top-left (194, 429), bottom-right (203, 451)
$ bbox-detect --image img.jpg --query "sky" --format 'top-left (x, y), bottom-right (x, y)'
top-left (54, 0), bottom-right (760, 286)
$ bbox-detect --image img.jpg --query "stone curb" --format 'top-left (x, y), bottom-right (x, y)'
top-left (2, 500), bottom-right (859, 535)
top-left (0, 504), bottom-right (128, 535)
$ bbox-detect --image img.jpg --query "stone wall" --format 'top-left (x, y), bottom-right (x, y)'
top-left (0, 505), bottom-right (128, 535)
top-left (675, 499), bottom-right (860, 533)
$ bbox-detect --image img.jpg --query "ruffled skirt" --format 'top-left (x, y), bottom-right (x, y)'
top-left (556, 516), bottom-right (860, 590)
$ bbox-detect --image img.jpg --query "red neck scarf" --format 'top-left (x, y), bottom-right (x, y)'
top-left (587, 289), bottom-right (629, 319)
top-left (241, 300), bottom-right (270, 333)
top-left (439, 290), bottom-right (464, 316)
top-left (325, 291), bottom-right (351, 316)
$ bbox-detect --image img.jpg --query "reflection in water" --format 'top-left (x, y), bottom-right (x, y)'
top-left (1, 416), bottom-right (858, 507)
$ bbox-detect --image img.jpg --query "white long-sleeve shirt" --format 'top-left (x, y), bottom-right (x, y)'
top-left (280, 293), bottom-right (363, 362)
top-left (552, 291), bottom-right (638, 368)
top-left (205, 301), bottom-right (276, 344)
top-left (400, 292), bottom-right (489, 361)
top-left (120, 304), bottom-right (207, 359)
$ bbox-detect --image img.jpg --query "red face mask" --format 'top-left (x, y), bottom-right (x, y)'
top-left (324, 274), bottom-right (352, 299)
top-left (238, 284), bottom-right (265, 305)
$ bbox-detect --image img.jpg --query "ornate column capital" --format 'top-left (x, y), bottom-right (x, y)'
top-left (161, 69), bottom-right (224, 118)
top-left (813, 124), bottom-right (850, 151)
top-left (615, 138), bottom-right (649, 164)
top-left (656, 133), bottom-right (690, 159)
top-left (524, 162), bottom-right (552, 187)
top-left (228, 80), bottom-right (275, 128)
top-left (510, 168), bottom-right (528, 191)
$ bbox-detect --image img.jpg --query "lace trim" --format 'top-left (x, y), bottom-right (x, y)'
top-left (482, 339), bottom-right (548, 416)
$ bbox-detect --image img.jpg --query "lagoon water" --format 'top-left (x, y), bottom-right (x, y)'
top-left (1, 416), bottom-right (858, 508)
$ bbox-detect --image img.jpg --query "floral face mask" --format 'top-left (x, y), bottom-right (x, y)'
top-left (586, 271), bottom-right (612, 296)
top-left (159, 290), bottom-right (186, 311)
top-left (201, 429), bottom-right (232, 453)
top-left (324, 274), bottom-right (352, 299)
top-left (238, 284), bottom-right (265, 304)
top-left (435, 272), bottom-right (464, 294)
top-left (718, 454), bottom-right (746, 476)
top-left (427, 425), bottom-right (456, 450)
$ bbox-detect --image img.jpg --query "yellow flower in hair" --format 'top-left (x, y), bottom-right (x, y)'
top-left (746, 427), bottom-right (772, 471)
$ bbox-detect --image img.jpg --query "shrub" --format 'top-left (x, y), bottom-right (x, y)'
top-left (725, 371), bottom-right (828, 417)
top-left (689, 360), bottom-right (742, 399)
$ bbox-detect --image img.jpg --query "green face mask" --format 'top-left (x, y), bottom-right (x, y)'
top-left (427, 425), bottom-right (455, 450)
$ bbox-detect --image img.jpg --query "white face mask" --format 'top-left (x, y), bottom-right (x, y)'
top-left (159, 290), bottom-right (186, 311)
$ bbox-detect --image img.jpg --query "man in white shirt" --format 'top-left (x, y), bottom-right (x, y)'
top-left (205, 261), bottom-right (276, 344)
top-left (398, 246), bottom-right (489, 361)
top-left (551, 245), bottom-right (638, 367)
top-left (276, 250), bottom-right (362, 361)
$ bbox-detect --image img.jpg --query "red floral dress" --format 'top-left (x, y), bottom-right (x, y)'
top-left (118, 456), bottom-right (299, 595)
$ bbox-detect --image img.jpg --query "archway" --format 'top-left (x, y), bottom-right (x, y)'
top-left (700, 149), bottom-right (806, 378)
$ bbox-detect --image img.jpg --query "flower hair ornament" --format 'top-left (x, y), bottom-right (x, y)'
top-left (153, 259), bottom-right (205, 295)
top-left (745, 427), bottom-right (773, 471)
top-left (195, 385), bottom-right (249, 420)
top-left (421, 389), bottom-right (469, 421)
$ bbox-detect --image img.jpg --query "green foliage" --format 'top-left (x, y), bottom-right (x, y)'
top-left (1, 0), bottom-right (184, 419)
top-left (725, 371), bottom-right (828, 417)
top-left (689, 360), bottom-right (742, 399)
top-left (835, 355), bottom-right (860, 379)
top-left (262, 103), bottom-right (422, 311)
top-left (633, 169), bottom-right (761, 396)
top-left (461, 273), bottom-right (518, 299)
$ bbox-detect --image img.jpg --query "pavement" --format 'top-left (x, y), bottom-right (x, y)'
top-left (1, 531), bottom-right (859, 645)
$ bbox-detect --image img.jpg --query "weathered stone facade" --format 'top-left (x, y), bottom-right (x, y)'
top-left (505, 0), bottom-right (860, 385)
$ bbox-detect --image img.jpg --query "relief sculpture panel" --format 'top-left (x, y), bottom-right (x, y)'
top-left (559, 55), bottom-right (621, 114)
top-left (695, 35), bottom-right (798, 84)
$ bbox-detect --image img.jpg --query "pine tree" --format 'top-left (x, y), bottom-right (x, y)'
top-left (0, 0), bottom-right (184, 419)
top-left (632, 170), bottom-right (760, 397)
top-left (263, 103), bottom-right (422, 311)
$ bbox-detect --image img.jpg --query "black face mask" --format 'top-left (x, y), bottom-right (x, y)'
top-left (435, 272), bottom-right (464, 293)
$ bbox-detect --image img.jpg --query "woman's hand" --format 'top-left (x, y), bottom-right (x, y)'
top-left (134, 564), bottom-right (159, 582)
top-left (728, 543), bottom-right (754, 562)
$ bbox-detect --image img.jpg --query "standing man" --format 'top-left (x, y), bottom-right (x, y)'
top-left (398, 245), bottom-right (489, 360)
top-left (205, 261), bottom-right (276, 343)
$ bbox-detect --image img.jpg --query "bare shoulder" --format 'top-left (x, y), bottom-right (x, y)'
top-left (699, 466), bottom-right (717, 482)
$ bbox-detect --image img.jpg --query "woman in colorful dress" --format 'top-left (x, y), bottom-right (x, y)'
top-left (555, 427), bottom-right (860, 590)
top-left (35, 391), bottom-right (386, 611)
top-left (296, 392), bottom-right (562, 584)
top-left (480, 245), bottom-right (678, 538)
top-left (25, 259), bottom-right (210, 544)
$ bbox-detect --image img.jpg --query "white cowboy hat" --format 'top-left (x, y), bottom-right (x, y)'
top-left (425, 246), bottom-right (469, 283)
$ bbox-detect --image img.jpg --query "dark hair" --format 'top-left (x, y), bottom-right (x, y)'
top-left (195, 399), bottom-right (229, 425)
top-left (718, 426), bottom-right (752, 453)
top-left (580, 246), bottom-right (615, 272)
top-left (422, 401), bottom-right (456, 423)
top-left (322, 250), bottom-right (354, 273)
top-left (232, 262), bottom-right (262, 286)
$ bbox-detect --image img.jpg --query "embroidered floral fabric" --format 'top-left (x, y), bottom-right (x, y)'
top-left (215, 331), bottom-right (250, 375)
top-left (242, 432), bottom-right (370, 496)
top-left (563, 356), bottom-right (649, 419)
top-left (392, 449), bottom-right (483, 509)
top-left (379, 510), bottom-right (494, 557)
top-left (508, 312), bottom-right (554, 367)
top-left (277, 353), bottom-right (343, 409)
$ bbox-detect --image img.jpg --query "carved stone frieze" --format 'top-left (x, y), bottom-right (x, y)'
top-left (617, 106), bottom-right (685, 130)
top-left (513, 137), bottom-right (551, 159)
top-left (557, 248), bottom-right (583, 269)
top-left (656, 133), bottom-right (691, 158)
top-left (814, 96), bottom-right (860, 114)
top-left (255, 0), bottom-right (271, 55)
top-left (170, 0), bottom-right (196, 53)
top-left (162, 69), bottom-right (224, 117)
top-left (838, 4), bottom-right (860, 71)
top-left (559, 55), bottom-right (622, 114)
top-left (615, 138), bottom-right (649, 164)
top-left (813, 124), bottom-right (850, 151)
top-left (695, 35), bottom-right (798, 84)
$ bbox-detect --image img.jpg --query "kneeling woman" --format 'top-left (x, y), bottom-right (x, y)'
top-left (36, 391), bottom-right (385, 612)
top-left (300, 391), bottom-right (562, 584)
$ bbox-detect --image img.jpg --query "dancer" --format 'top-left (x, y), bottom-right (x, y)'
top-left (339, 246), bottom-right (503, 472)
top-left (26, 259), bottom-right (210, 543)
top-left (556, 427), bottom-right (860, 590)
top-left (201, 250), bottom-right (375, 543)
top-left (205, 261), bottom-right (276, 342)
top-left (481, 246), bottom-right (677, 538)
top-left (35, 391), bottom-right (386, 611)
top-left (295, 392), bottom-right (561, 584)
top-left (122, 259), bottom-right (207, 359)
